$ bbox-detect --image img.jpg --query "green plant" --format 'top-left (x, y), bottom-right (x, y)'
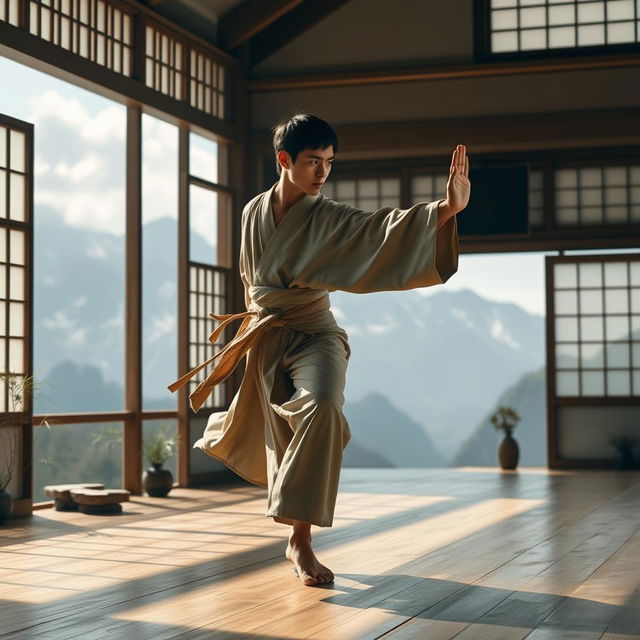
top-left (143, 427), bottom-right (178, 466)
top-left (0, 373), bottom-right (53, 492)
top-left (490, 405), bottom-right (520, 435)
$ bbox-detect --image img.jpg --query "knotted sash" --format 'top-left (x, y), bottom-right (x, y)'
top-left (167, 286), bottom-right (338, 413)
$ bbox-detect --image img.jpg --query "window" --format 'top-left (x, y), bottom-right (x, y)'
top-left (552, 258), bottom-right (640, 397)
top-left (555, 164), bottom-right (640, 227)
top-left (487, 0), bottom-right (640, 55)
top-left (322, 177), bottom-right (401, 211)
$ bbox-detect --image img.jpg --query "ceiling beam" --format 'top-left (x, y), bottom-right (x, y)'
top-left (248, 52), bottom-right (640, 91)
top-left (249, 0), bottom-right (353, 66)
top-left (218, 0), bottom-right (304, 51)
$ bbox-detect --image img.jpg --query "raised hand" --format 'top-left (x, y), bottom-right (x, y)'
top-left (445, 144), bottom-right (470, 214)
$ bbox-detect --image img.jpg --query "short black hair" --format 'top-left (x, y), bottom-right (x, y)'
top-left (271, 113), bottom-right (338, 175)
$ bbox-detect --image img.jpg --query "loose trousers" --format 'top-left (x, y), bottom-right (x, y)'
top-left (256, 326), bottom-right (351, 527)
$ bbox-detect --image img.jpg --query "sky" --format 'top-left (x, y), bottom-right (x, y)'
top-left (2, 54), bottom-right (638, 319)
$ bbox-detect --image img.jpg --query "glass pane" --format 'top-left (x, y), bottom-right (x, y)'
top-left (521, 28), bottom-right (547, 50)
top-left (604, 166), bottom-right (627, 186)
top-left (630, 263), bottom-right (640, 286)
top-left (336, 180), bottom-right (356, 200)
top-left (556, 169), bottom-right (577, 188)
top-left (493, 8), bottom-right (518, 29)
top-left (10, 130), bottom-right (25, 172)
top-left (581, 316), bottom-right (604, 341)
top-left (604, 262), bottom-right (628, 287)
top-left (581, 188), bottom-right (601, 206)
top-left (520, 6), bottom-right (546, 27)
top-left (580, 289), bottom-right (603, 314)
top-left (581, 206), bottom-right (602, 225)
top-left (9, 229), bottom-right (24, 265)
top-left (608, 0), bottom-right (634, 20)
top-left (606, 316), bottom-right (630, 341)
top-left (549, 26), bottom-right (576, 47)
top-left (577, 2), bottom-right (605, 22)
top-left (556, 343), bottom-right (579, 368)
top-left (0, 169), bottom-right (7, 218)
top-left (556, 189), bottom-right (579, 207)
top-left (32, 422), bottom-right (124, 504)
top-left (555, 263), bottom-right (577, 288)
top-left (492, 30), bottom-right (518, 52)
top-left (579, 262), bottom-right (602, 287)
top-left (582, 370), bottom-right (604, 396)
top-left (9, 302), bottom-right (24, 336)
top-left (631, 288), bottom-right (640, 313)
top-left (607, 370), bottom-right (630, 396)
top-left (581, 342), bottom-right (604, 368)
top-left (0, 228), bottom-right (5, 262)
top-left (189, 184), bottom-right (218, 266)
top-left (549, 4), bottom-right (575, 25)
top-left (605, 289), bottom-right (629, 314)
top-left (380, 178), bottom-right (400, 198)
top-left (556, 316), bottom-right (579, 341)
top-left (412, 176), bottom-right (433, 196)
top-left (632, 343), bottom-right (640, 367)
top-left (189, 132), bottom-right (218, 183)
top-left (9, 337), bottom-right (24, 373)
top-left (359, 198), bottom-right (378, 213)
top-left (555, 289), bottom-right (578, 314)
top-left (633, 369), bottom-right (640, 395)
top-left (605, 205), bottom-right (628, 224)
top-left (606, 342), bottom-right (630, 368)
top-left (9, 173), bottom-right (25, 221)
top-left (578, 24), bottom-right (605, 46)
top-left (607, 21), bottom-right (635, 43)
top-left (556, 207), bottom-right (578, 225)
top-left (359, 179), bottom-right (377, 198)
top-left (9, 265), bottom-right (24, 300)
top-left (0, 128), bottom-right (6, 167)
top-left (142, 114), bottom-right (178, 411)
top-left (556, 371), bottom-right (579, 396)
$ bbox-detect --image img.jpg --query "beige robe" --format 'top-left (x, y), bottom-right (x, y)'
top-left (168, 182), bottom-right (460, 527)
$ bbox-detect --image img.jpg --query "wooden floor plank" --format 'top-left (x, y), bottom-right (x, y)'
top-left (0, 468), bottom-right (638, 640)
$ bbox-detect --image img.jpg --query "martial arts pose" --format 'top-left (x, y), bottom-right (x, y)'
top-left (168, 114), bottom-right (469, 586)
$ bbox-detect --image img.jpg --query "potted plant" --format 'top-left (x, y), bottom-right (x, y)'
top-left (491, 405), bottom-right (521, 470)
top-left (608, 435), bottom-right (636, 470)
top-left (0, 373), bottom-right (50, 524)
top-left (142, 427), bottom-right (178, 497)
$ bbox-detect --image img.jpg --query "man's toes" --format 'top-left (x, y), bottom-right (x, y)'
top-left (302, 572), bottom-right (318, 586)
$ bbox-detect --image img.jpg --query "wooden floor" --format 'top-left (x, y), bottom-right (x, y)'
top-left (2, 467), bottom-right (640, 640)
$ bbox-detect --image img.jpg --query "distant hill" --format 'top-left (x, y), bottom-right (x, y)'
top-left (343, 439), bottom-right (394, 468)
top-left (344, 392), bottom-right (446, 467)
top-left (331, 287), bottom-right (545, 459)
top-left (449, 366), bottom-right (547, 467)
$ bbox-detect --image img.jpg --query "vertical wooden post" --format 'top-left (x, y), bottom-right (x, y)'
top-left (177, 126), bottom-right (190, 487)
top-left (124, 104), bottom-right (142, 494)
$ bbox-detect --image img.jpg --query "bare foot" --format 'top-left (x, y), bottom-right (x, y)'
top-left (285, 534), bottom-right (334, 586)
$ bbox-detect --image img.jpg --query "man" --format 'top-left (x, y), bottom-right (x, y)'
top-left (168, 114), bottom-right (469, 587)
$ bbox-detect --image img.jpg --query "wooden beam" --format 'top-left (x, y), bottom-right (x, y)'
top-left (250, 0), bottom-right (353, 66)
top-left (251, 107), bottom-right (640, 160)
top-left (248, 51), bottom-right (640, 91)
top-left (218, 0), bottom-right (304, 51)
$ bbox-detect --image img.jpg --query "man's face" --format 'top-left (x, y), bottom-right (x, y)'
top-left (280, 146), bottom-right (335, 194)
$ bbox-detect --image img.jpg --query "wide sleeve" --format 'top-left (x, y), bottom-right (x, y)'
top-left (289, 198), bottom-right (460, 294)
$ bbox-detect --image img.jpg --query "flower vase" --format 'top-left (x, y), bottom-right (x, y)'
top-left (143, 463), bottom-right (174, 497)
top-left (499, 431), bottom-right (519, 470)
top-left (0, 489), bottom-right (14, 524)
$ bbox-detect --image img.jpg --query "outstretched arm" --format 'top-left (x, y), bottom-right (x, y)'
top-left (437, 144), bottom-right (470, 230)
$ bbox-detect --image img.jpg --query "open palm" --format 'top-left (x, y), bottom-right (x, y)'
top-left (446, 145), bottom-right (471, 213)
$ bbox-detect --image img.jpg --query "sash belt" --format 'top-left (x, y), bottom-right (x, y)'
top-left (167, 295), bottom-right (335, 413)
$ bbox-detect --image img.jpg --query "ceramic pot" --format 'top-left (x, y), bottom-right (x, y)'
top-left (143, 463), bottom-right (173, 497)
top-left (614, 445), bottom-right (635, 470)
top-left (0, 489), bottom-right (14, 524)
top-left (499, 432), bottom-right (519, 470)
